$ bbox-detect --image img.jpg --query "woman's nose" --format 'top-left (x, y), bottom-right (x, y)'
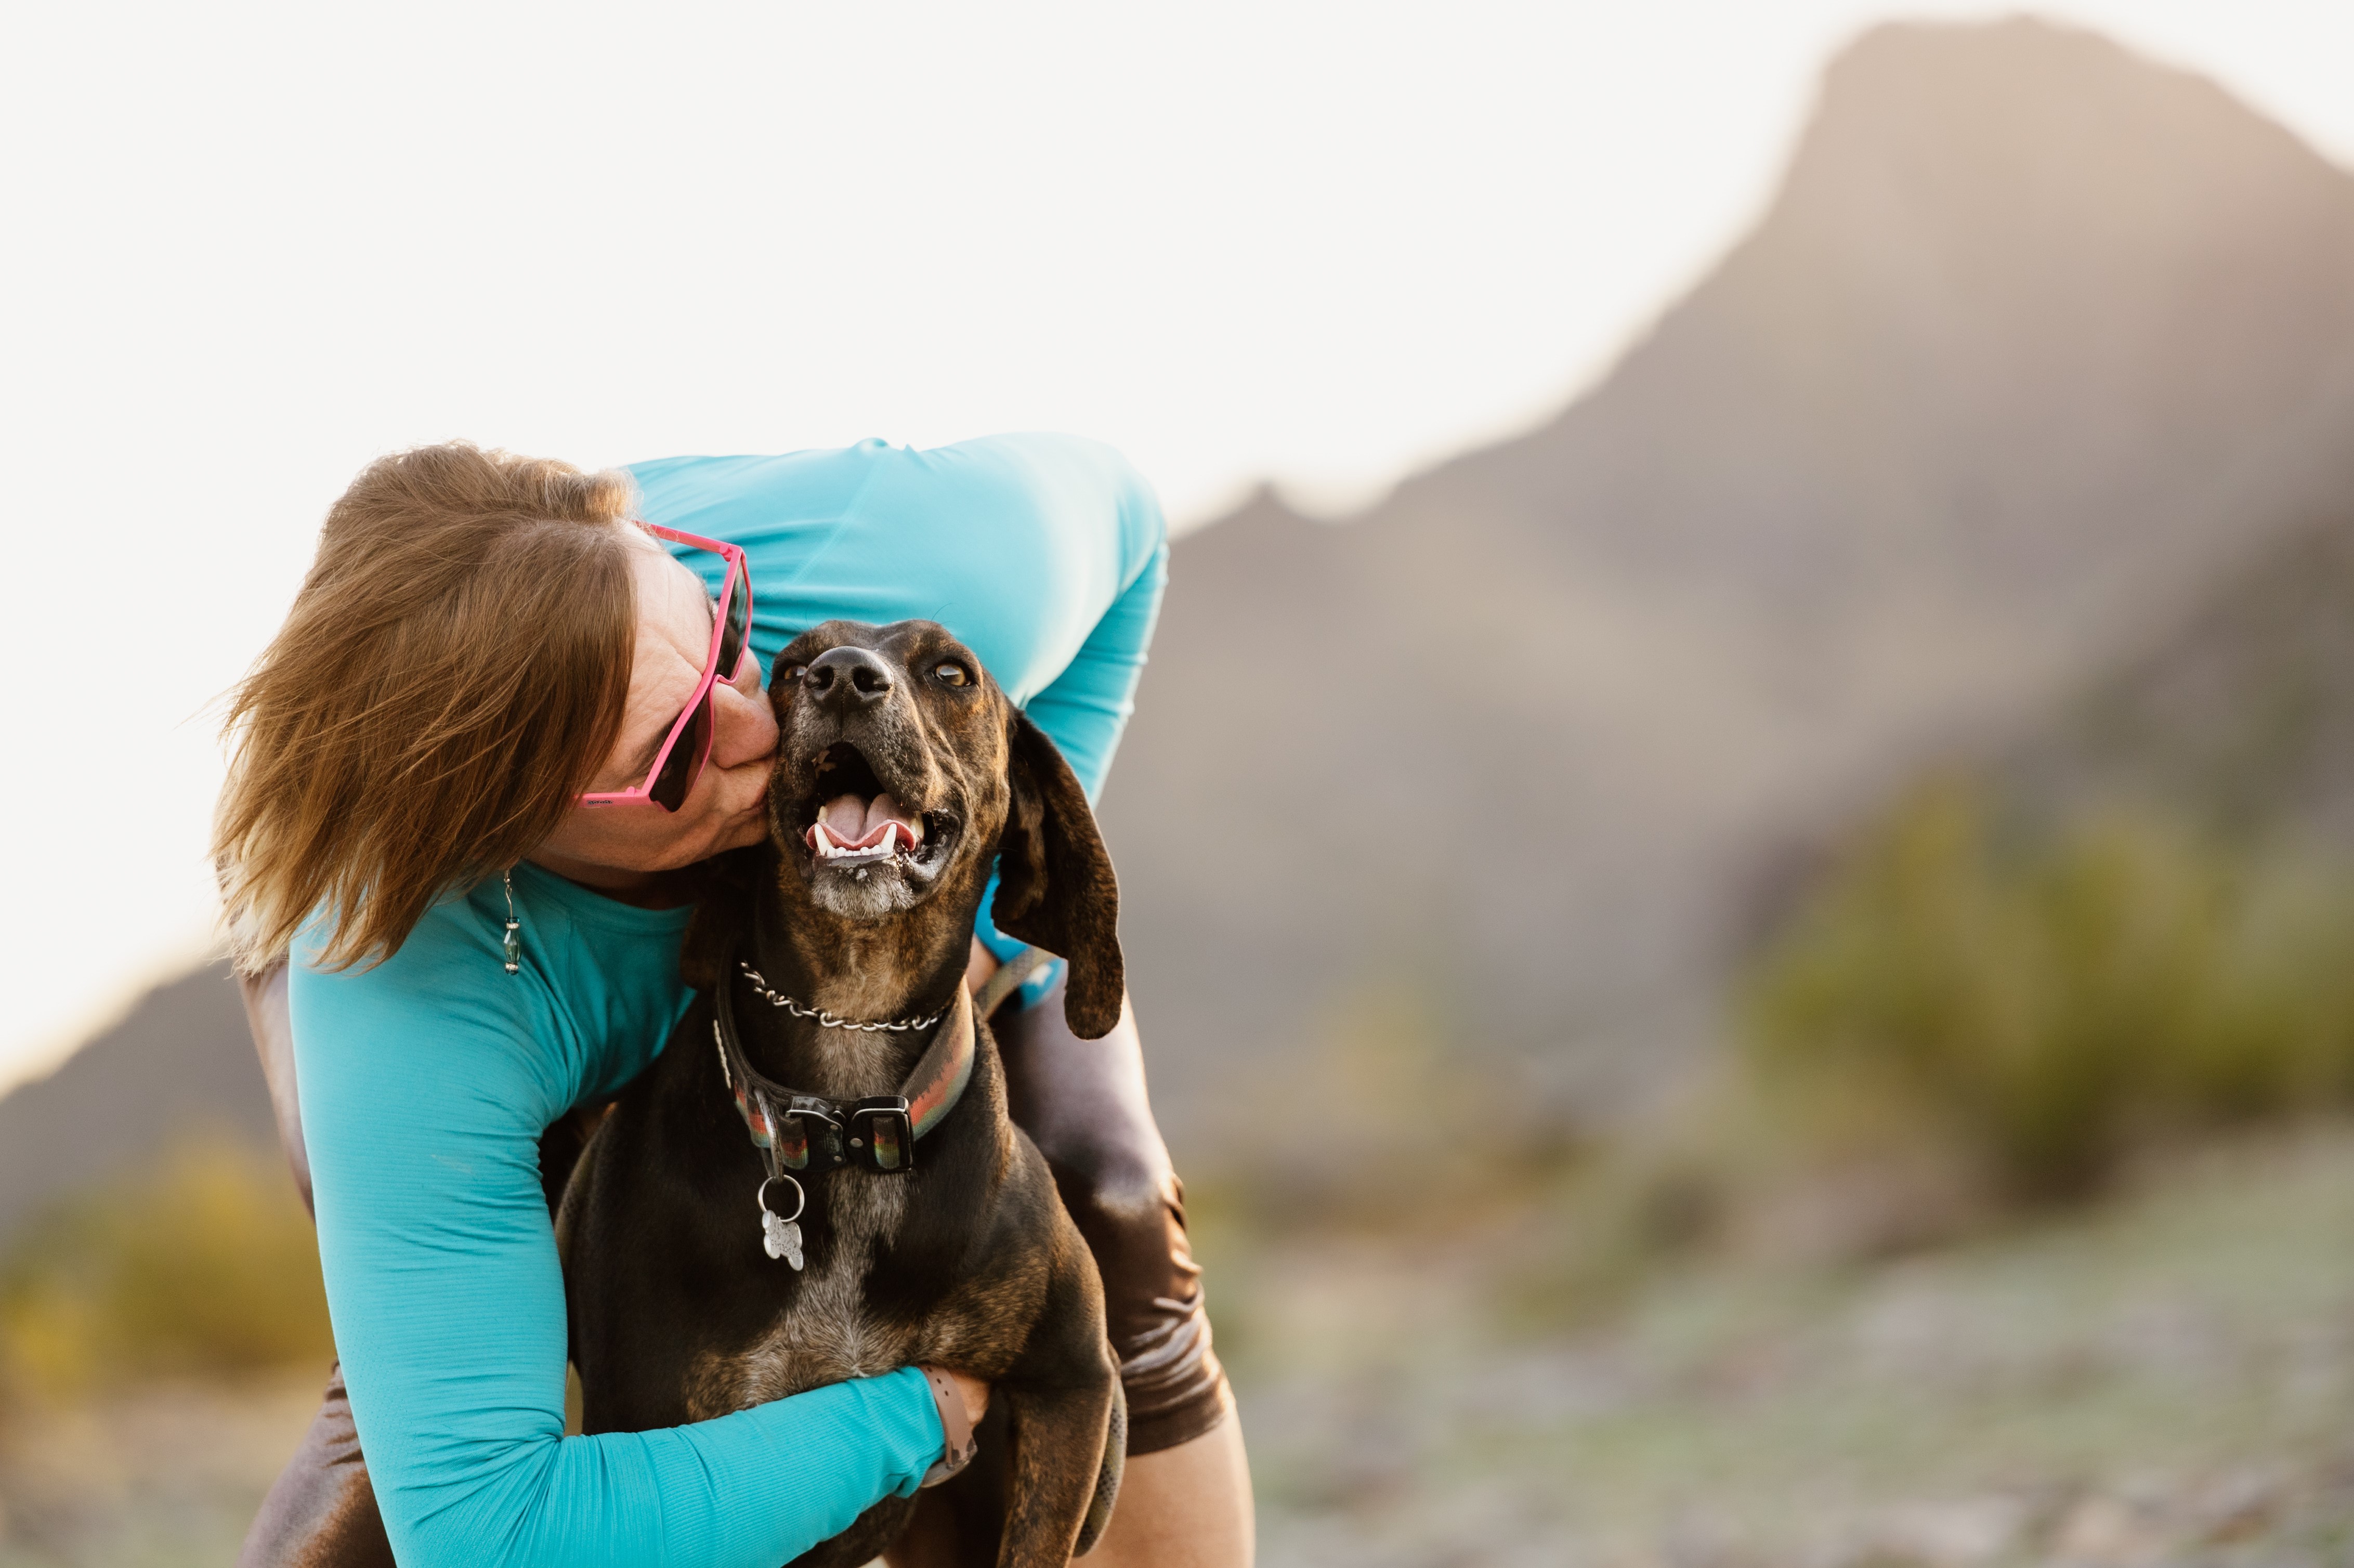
top-left (711, 677), bottom-right (779, 768)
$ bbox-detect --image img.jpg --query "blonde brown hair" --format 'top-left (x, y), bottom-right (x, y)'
top-left (214, 442), bottom-right (638, 974)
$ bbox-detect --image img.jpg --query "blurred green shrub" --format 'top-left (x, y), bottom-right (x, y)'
top-left (1, 1138), bottom-right (332, 1407)
top-left (1743, 780), bottom-right (2354, 1203)
top-left (1188, 977), bottom-right (1585, 1234)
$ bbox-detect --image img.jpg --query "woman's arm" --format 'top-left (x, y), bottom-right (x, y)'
top-left (1022, 537), bottom-right (1168, 807)
top-left (289, 892), bottom-right (945, 1568)
top-left (973, 442), bottom-right (1167, 999)
top-left (997, 436), bottom-right (1169, 806)
top-left (631, 432), bottom-right (1167, 798)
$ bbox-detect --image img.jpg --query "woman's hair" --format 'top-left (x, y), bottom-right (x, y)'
top-left (214, 442), bottom-right (639, 975)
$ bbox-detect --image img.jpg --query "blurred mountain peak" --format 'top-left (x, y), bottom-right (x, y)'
top-left (1405, 15), bottom-right (2354, 602)
top-left (1108, 16), bottom-right (2354, 1143)
top-left (1797, 17), bottom-right (2341, 225)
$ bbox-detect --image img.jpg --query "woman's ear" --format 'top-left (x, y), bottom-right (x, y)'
top-left (990, 710), bottom-right (1124, 1038)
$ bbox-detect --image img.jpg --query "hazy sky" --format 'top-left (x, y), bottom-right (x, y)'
top-left (3, 1), bottom-right (2349, 1090)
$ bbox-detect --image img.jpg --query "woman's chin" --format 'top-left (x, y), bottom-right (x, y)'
top-left (712, 811), bottom-right (771, 855)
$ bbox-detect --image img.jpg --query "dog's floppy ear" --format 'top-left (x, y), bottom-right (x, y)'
top-left (991, 709), bottom-right (1124, 1039)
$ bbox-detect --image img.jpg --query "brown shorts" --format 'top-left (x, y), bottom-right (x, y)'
top-left (236, 963), bottom-right (1228, 1567)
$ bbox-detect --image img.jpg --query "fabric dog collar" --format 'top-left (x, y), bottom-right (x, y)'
top-left (713, 958), bottom-right (975, 1180)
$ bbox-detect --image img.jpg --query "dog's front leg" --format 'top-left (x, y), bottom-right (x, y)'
top-left (970, 1147), bottom-right (1127, 1567)
top-left (996, 1369), bottom-right (1121, 1568)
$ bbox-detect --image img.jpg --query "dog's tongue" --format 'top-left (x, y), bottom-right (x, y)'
top-left (818, 796), bottom-right (868, 842)
top-left (810, 792), bottom-right (923, 854)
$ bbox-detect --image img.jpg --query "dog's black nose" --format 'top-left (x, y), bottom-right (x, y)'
top-left (805, 646), bottom-right (895, 711)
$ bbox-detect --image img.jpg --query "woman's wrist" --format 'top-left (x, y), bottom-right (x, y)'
top-left (964, 936), bottom-right (1001, 995)
top-left (916, 1365), bottom-right (980, 1487)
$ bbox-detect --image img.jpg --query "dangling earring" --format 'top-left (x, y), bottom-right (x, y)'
top-left (502, 869), bottom-right (523, 975)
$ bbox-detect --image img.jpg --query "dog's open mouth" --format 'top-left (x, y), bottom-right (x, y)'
top-left (801, 742), bottom-right (957, 875)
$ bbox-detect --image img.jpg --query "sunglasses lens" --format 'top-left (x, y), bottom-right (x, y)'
top-left (718, 564), bottom-right (751, 678)
top-left (648, 695), bottom-right (712, 812)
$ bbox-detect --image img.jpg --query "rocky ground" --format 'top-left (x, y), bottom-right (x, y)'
top-left (8, 1131), bottom-right (2354, 1566)
top-left (0, 1369), bottom-right (320, 1567)
top-left (1214, 1130), bottom-right (2354, 1567)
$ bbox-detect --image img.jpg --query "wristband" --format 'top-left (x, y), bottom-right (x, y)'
top-left (919, 1367), bottom-right (979, 1488)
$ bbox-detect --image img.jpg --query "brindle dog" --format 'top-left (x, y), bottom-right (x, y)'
top-left (560, 619), bottom-right (1127, 1568)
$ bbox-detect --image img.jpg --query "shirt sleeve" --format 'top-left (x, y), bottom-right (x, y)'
top-left (290, 932), bottom-right (943, 1568)
top-left (969, 443), bottom-right (1167, 992)
top-left (1023, 537), bottom-right (1168, 807)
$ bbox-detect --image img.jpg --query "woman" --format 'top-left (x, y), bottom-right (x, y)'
top-left (215, 437), bottom-right (1249, 1567)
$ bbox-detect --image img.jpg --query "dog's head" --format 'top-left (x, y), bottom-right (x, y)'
top-left (760, 619), bottom-right (1123, 1038)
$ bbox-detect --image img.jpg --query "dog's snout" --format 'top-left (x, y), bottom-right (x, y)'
top-left (805, 646), bottom-right (895, 712)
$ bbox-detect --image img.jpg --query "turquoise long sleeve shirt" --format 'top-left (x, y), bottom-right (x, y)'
top-left (290, 434), bottom-right (1168, 1568)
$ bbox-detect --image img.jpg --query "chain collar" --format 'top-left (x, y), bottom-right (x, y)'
top-left (715, 952), bottom-right (976, 1190)
top-left (737, 962), bottom-right (953, 1034)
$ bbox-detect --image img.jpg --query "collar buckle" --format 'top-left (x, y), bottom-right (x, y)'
top-left (779, 1095), bottom-right (846, 1172)
top-left (786, 1094), bottom-right (842, 1127)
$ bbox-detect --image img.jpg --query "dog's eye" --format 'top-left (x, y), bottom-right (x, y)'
top-left (934, 661), bottom-right (970, 687)
top-left (779, 662), bottom-right (807, 685)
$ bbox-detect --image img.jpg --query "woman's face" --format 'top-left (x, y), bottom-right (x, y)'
top-left (531, 526), bottom-right (778, 887)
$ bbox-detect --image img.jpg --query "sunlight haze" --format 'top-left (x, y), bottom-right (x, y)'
top-left (2, 0), bottom-right (2349, 1090)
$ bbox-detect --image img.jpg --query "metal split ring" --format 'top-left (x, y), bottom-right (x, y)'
top-left (756, 1173), bottom-right (806, 1224)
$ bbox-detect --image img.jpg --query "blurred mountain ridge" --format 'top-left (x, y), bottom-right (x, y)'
top-left (8, 17), bottom-right (2354, 1219)
top-left (0, 964), bottom-right (271, 1244)
top-left (1102, 16), bottom-right (2354, 1142)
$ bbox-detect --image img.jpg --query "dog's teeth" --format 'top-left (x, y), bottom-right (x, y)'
top-left (812, 822), bottom-right (835, 856)
top-left (880, 822), bottom-right (898, 855)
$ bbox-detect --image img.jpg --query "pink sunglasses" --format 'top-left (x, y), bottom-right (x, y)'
top-left (578, 523), bottom-right (754, 812)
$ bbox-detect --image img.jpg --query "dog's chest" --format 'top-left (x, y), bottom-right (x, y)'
top-left (691, 1036), bottom-right (923, 1417)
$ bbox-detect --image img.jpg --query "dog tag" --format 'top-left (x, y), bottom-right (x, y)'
top-left (762, 1211), bottom-right (804, 1271)
top-left (756, 1172), bottom-right (807, 1271)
